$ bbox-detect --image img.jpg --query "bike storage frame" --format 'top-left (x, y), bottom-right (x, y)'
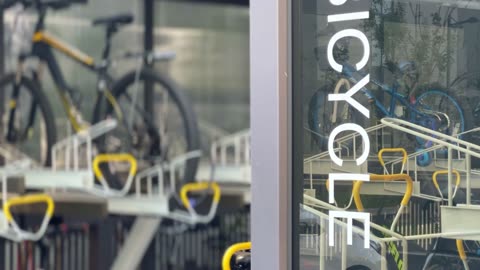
top-left (0, 1), bottom-right (252, 269)
top-left (298, 117), bottom-right (480, 270)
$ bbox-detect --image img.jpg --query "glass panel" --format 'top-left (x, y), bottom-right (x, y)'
top-left (293, 0), bottom-right (480, 269)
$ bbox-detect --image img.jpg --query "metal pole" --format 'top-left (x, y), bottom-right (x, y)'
top-left (144, 0), bottom-right (154, 117)
top-left (111, 217), bottom-right (161, 270)
top-left (341, 225), bottom-right (347, 270)
top-left (467, 146), bottom-right (471, 205)
top-left (319, 219), bottom-right (325, 270)
top-left (0, 8), bottom-right (5, 166)
top-left (448, 146), bottom-right (453, 206)
top-left (446, 20), bottom-right (451, 87)
top-left (380, 243), bottom-right (387, 270)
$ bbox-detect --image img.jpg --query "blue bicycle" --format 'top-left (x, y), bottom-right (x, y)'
top-left (308, 61), bottom-right (471, 166)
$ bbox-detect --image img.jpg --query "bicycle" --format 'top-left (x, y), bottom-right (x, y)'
top-left (308, 60), bottom-right (471, 166)
top-left (0, 0), bottom-right (200, 187)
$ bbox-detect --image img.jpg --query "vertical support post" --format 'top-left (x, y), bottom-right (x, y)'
top-left (0, 8), bottom-right (5, 166)
top-left (446, 20), bottom-right (451, 87)
top-left (402, 240), bottom-right (408, 270)
top-left (111, 217), bottom-right (161, 270)
top-left (466, 146), bottom-right (471, 205)
top-left (381, 242), bottom-right (387, 270)
top-left (319, 219), bottom-right (325, 270)
top-left (448, 146), bottom-right (453, 206)
top-left (341, 225), bottom-right (347, 270)
top-left (251, 0), bottom-right (291, 269)
top-left (144, 0), bottom-right (154, 117)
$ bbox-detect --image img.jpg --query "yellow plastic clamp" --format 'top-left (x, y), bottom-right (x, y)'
top-left (180, 182), bottom-right (221, 210)
top-left (3, 194), bottom-right (55, 222)
top-left (432, 170), bottom-right (461, 195)
top-left (456, 240), bottom-right (467, 260)
top-left (222, 242), bottom-right (251, 270)
top-left (93, 153), bottom-right (137, 183)
top-left (378, 148), bottom-right (408, 170)
top-left (353, 174), bottom-right (413, 212)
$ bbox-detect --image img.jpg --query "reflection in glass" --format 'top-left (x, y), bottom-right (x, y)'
top-left (294, 0), bottom-right (480, 269)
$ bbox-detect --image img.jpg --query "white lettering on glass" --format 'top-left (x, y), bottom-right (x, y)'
top-left (327, 29), bottom-right (370, 73)
top-left (328, 74), bottom-right (370, 118)
top-left (328, 173), bottom-right (370, 204)
top-left (328, 11), bottom-right (370, 23)
top-left (328, 123), bottom-right (370, 166)
top-left (324, 4), bottom-right (371, 249)
top-left (329, 0), bottom-right (347, 6)
top-left (329, 211), bottom-right (371, 248)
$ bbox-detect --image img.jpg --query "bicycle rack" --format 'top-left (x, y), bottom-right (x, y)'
top-left (19, 119), bottom-right (113, 190)
top-left (304, 191), bottom-right (480, 270)
top-left (301, 117), bottom-right (480, 270)
top-left (109, 151), bottom-right (222, 270)
top-left (196, 129), bottom-right (251, 184)
top-left (108, 150), bottom-right (221, 223)
top-left (0, 163), bottom-right (55, 242)
top-left (383, 126), bottom-right (480, 187)
top-left (1, 119), bottom-right (223, 218)
top-left (222, 241), bottom-right (251, 270)
top-left (1, 119), bottom-right (224, 269)
top-left (19, 119), bottom-right (143, 197)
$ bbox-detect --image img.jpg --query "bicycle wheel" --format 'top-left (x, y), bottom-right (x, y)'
top-left (0, 74), bottom-right (56, 165)
top-left (93, 68), bottom-right (200, 187)
top-left (308, 82), bottom-right (368, 153)
top-left (414, 89), bottom-right (471, 142)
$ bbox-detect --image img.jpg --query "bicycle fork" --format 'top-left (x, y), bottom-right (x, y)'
top-left (6, 60), bottom-right (47, 144)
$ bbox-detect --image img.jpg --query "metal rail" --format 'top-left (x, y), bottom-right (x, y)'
top-left (304, 193), bottom-right (480, 270)
top-left (211, 129), bottom-right (250, 166)
top-left (381, 118), bottom-right (480, 206)
top-left (301, 117), bottom-right (480, 270)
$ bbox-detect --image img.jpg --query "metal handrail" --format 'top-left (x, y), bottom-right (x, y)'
top-left (303, 123), bottom-right (390, 186)
top-left (304, 193), bottom-right (480, 270)
top-left (381, 118), bottom-right (480, 206)
top-left (353, 174), bottom-right (413, 232)
top-left (381, 118), bottom-right (480, 156)
top-left (385, 125), bottom-right (480, 170)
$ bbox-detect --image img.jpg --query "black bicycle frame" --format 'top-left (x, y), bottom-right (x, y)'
top-left (13, 6), bottom-right (112, 132)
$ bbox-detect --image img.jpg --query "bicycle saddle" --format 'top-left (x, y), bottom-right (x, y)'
top-left (92, 13), bottom-right (134, 27)
top-left (386, 60), bottom-right (417, 76)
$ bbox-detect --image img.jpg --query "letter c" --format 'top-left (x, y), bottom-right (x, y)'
top-left (327, 29), bottom-right (370, 73)
top-left (328, 123), bottom-right (370, 166)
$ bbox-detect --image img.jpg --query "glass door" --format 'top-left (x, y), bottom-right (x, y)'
top-left (292, 0), bottom-right (480, 269)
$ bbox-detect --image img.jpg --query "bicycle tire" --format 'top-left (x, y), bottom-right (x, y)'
top-left (92, 68), bottom-right (200, 188)
top-left (0, 73), bottom-right (56, 166)
top-left (414, 88), bottom-right (472, 141)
